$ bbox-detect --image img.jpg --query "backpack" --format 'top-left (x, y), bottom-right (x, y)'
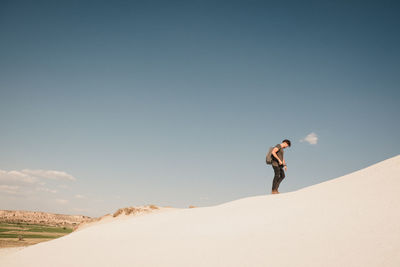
top-left (266, 147), bottom-right (274, 165)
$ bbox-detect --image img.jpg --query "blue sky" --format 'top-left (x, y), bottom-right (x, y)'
top-left (1, 0), bottom-right (399, 217)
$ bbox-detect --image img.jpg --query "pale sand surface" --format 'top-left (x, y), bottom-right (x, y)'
top-left (0, 247), bottom-right (25, 260)
top-left (2, 155), bottom-right (400, 267)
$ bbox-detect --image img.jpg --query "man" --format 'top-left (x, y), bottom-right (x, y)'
top-left (271, 139), bottom-right (291, 194)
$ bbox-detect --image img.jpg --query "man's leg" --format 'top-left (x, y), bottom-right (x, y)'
top-left (275, 167), bottom-right (285, 192)
top-left (271, 166), bottom-right (281, 194)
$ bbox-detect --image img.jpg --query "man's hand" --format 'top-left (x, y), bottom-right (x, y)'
top-left (282, 160), bottom-right (287, 171)
top-left (279, 162), bottom-right (287, 171)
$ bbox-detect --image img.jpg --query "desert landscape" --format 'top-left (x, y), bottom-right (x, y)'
top-left (0, 210), bottom-right (90, 249)
top-left (1, 1), bottom-right (398, 266)
top-left (1, 155), bottom-right (399, 267)
top-left (0, 205), bottom-right (171, 249)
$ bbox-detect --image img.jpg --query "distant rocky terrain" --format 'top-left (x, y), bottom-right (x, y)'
top-left (0, 205), bottom-right (173, 248)
top-left (0, 205), bottom-right (174, 232)
top-left (0, 210), bottom-right (92, 228)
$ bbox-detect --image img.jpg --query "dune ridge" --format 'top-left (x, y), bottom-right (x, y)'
top-left (75, 205), bottom-right (176, 231)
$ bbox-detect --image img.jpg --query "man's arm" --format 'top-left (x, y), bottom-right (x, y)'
top-left (271, 147), bottom-right (283, 165)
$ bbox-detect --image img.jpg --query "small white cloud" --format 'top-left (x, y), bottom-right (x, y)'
top-left (74, 194), bottom-right (86, 199)
top-left (56, 199), bottom-right (68, 204)
top-left (300, 132), bottom-right (318, 145)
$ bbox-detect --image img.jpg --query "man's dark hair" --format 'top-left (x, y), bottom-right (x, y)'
top-left (282, 139), bottom-right (291, 147)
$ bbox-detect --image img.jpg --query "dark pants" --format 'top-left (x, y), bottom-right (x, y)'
top-left (272, 165), bottom-right (285, 191)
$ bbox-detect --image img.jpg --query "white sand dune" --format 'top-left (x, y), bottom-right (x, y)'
top-left (0, 247), bottom-right (24, 260)
top-left (2, 155), bottom-right (400, 267)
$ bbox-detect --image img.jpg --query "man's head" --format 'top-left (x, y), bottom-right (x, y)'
top-left (281, 139), bottom-right (291, 148)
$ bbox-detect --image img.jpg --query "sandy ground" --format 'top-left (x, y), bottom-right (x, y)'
top-left (0, 238), bottom-right (54, 249)
top-left (0, 247), bottom-right (25, 260)
top-left (2, 155), bottom-right (399, 267)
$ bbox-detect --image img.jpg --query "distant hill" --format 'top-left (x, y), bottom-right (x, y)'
top-left (0, 205), bottom-right (175, 232)
top-left (0, 210), bottom-right (92, 228)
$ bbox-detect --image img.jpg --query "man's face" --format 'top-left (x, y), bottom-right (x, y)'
top-left (282, 143), bottom-right (289, 149)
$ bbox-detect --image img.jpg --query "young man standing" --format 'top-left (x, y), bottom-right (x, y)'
top-left (271, 139), bottom-right (291, 194)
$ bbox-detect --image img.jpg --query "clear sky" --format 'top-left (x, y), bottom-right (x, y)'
top-left (1, 0), bottom-right (399, 217)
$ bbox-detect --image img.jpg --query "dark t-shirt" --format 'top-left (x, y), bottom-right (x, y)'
top-left (272, 144), bottom-right (284, 167)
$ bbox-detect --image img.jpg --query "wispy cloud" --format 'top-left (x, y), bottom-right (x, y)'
top-left (36, 187), bottom-right (58, 194)
top-left (21, 169), bottom-right (76, 181)
top-left (0, 168), bottom-right (94, 216)
top-left (0, 170), bottom-right (37, 185)
top-left (300, 132), bottom-right (318, 145)
top-left (0, 168), bottom-right (75, 199)
top-left (55, 199), bottom-right (69, 204)
top-left (0, 169), bottom-right (77, 186)
top-left (0, 185), bottom-right (20, 195)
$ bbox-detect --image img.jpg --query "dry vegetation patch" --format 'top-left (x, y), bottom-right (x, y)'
top-left (113, 205), bottom-right (160, 217)
top-left (0, 223), bottom-right (73, 248)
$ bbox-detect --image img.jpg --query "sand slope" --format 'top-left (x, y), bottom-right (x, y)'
top-left (2, 155), bottom-right (400, 267)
